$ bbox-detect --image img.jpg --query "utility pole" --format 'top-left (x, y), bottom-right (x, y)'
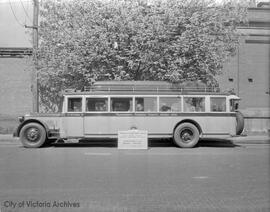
top-left (32, 0), bottom-right (39, 112)
top-left (25, 0), bottom-right (39, 112)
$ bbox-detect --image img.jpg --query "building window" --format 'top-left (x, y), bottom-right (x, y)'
top-left (248, 78), bottom-right (253, 83)
top-left (228, 78), bottom-right (234, 82)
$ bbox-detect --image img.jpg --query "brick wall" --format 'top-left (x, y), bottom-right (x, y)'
top-left (217, 7), bottom-right (270, 111)
top-left (239, 42), bottom-right (269, 109)
top-left (0, 58), bottom-right (32, 133)
top-left (217, 32), bottom-right (270, 133)
top-left (218, 38), bottom-right (270, 110)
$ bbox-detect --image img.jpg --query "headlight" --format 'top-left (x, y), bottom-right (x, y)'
top-left (18, 116), bottom-right (24, 123)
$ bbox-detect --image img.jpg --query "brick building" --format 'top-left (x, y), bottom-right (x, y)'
top-left (217, 6), bottom-right (270, 111)
top-left (0, 49), bottom-right (32, 133)
top-left (217, 4), bottom-right (270, 133)
top-left (0, 0), bottom-right (33, 133)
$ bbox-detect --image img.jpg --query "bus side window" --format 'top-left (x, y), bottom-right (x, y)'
top-left (86, 98), bottom-right (108, 112)
top-left (210, 97), bottom-right (226, 112)
top-left (111, 98), bottom-right (133, 112)
top-left (135, 98), bottom-right (144, 111)
top-left (159, 97), bottom-right (181, 112)
top-left (184, 97), bottom-right (205, 112)
top-left (68, 98), bottom-right (82, 112)
top-left (135, 97), bottom-right (157, 112)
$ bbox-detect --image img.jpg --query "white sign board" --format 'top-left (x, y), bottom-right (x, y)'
top-left (118, 130), bottom-right (148, 149)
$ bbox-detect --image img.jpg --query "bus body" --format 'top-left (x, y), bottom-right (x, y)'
top-left (14, 81), bottom-right (243, 148)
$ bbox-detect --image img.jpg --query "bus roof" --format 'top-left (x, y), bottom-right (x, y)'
top-left (63, 81), bottom-right (233, 96)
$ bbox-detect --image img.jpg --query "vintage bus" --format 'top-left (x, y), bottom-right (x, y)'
top-left (14, 81), bottom-right (244, 148)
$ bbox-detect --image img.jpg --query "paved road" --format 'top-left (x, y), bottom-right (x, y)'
top-left (0, 140), bottom-right (269, 212)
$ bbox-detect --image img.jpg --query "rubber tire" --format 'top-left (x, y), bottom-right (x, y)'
top-left (173, 123), bottom-right (200, 148)
top-left (236, 111), bottom-right (244, 135)
top-left (19, 123), bottom-right (47, 148)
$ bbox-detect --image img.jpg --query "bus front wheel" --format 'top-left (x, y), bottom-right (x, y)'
top-left (173, 123), bottom-right (199, 148)
top-left (19, 123), bottom-right (47, 148)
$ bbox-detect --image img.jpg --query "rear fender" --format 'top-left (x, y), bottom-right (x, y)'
top-left (173, 119), bottom-right (202, 135)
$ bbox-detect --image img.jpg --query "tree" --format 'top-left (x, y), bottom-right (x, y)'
top-left (37, 0), bottom-right (248, 112)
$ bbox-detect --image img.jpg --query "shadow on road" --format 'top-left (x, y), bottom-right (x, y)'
top-left (51, 138), bottom-right (239, 148)
top-left (198, 138), bottom-right (240, 148)
top-left (53, 139), bottom-right (117, 148)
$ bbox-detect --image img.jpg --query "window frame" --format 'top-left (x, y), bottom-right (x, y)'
top-left (63, 95), bottom-right (232, 114)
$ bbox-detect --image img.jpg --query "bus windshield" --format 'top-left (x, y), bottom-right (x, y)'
top-left (230, 99), bottom-right (239, 112)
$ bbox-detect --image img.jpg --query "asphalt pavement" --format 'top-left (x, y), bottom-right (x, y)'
top-left (0, 137), bottom-right (269, 212)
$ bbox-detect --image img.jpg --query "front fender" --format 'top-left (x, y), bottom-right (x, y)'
top-left (14, 119), bottom-right (50, 138)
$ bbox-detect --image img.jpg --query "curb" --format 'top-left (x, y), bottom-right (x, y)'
top-left (230, 136), bottom-right (270, 144)
top-left (0, 135), bottom-right (18, 142)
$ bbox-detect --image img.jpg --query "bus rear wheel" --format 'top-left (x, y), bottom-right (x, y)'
top-left (236, 111), bottom-right (244, 135)
top-left (173, 123), bottom-right (199, 148)
top-left (19, 123), bottom-right (47, 148)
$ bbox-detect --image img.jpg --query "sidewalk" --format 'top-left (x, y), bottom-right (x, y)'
top-left (0, 134), bottom-right (18, 142)
top-left (229, 135), bottom-right (270, 144)
top-left (0, 134), bottom-right (269, 144)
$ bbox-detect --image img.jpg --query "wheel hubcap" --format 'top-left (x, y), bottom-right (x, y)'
top-left (26, 128), bottom-right (40, 142)
top-left (180, 129), bottom-right (193, 143)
